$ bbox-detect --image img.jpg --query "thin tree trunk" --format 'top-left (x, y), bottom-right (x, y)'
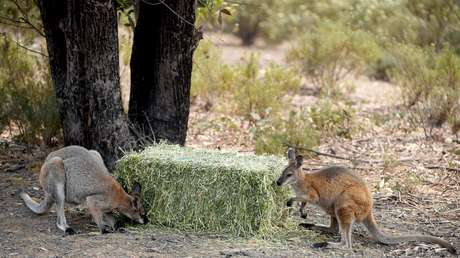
top-left (129, 0), bottom-right (201, 145)
top-left (38, 0), bottom-right (133, 170)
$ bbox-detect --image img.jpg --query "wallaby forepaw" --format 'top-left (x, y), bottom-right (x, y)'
top-left (100, 225), bottom-right (115, 234)
top-left (300, 213), bottom-right (308, 219)
top-left (65, 228), bottom-right (76, 235)
top-left (114, 220), bottom-right (124, 230)
top-left (312, 242), bottom-right (328, 248)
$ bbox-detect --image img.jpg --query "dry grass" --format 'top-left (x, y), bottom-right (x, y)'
top-left (115, 143), bottom-right (293, 237)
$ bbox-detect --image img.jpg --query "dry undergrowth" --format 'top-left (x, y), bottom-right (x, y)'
top-left (185, 48), bottom-right (460, 255)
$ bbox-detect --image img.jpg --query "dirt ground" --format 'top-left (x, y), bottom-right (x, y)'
top-left (1, 33), bottom-right (459, 257)
top-left (1, 142), bottom-right (458, 258)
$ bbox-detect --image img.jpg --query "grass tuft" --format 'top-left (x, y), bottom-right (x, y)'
top-left (115, 144), bottom-right (292, 237)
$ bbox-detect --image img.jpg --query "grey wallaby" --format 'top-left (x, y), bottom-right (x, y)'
top-left (19, 145), bottom-right (147, 234)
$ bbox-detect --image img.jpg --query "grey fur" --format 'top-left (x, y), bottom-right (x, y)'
top-left (19, 145), bottom-right (146, 234)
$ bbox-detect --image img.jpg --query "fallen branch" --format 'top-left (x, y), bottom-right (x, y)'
top-left (284, 143), bottom-right (382, 164)
top-left (285, 143), bottom-right (460, 173)
top-left (424, 166), bottom-right (460, 173)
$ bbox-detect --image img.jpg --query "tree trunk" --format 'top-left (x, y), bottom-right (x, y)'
top-left (38, 0), bottom-right (133, 170)
top-left (129, 0), bottom-right (201, 145)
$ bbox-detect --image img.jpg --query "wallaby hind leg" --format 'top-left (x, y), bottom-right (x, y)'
top-left (313, 208), bottom-right (355, 250)
top-left (328, 207), bottom-right (355, 249)
top-left (45, 157), bottom-right (75, 235)
top-left (55, 182), bottom-right (75, 235)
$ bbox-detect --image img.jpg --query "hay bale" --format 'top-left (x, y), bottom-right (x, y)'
top-left (115, 144), bottom-right (291, 237)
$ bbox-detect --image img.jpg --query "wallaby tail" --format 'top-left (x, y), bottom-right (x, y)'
top-left (19, 190), bottom-right (54, 214)
top-left (363, 213), bottom-right (457, 254)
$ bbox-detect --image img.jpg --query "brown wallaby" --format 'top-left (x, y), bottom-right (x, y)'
top-left (276, 148), bottom-right (457, 254)
top-left (19, 145), bottom-right (147, 234)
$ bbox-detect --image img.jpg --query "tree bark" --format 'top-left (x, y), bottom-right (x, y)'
top-left (129, 0), bottom-right (201, 145)
top-left (38, 0), bottom-right (133, 170)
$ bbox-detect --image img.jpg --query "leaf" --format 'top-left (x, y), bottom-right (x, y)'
top-left (220, 8), bottom-right (232, 16)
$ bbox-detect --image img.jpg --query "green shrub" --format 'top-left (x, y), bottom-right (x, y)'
top-left (115, 144), bottom-right (291, 237)
top-left (192, 45), bottom-right (300, 117)
top-left (252, 110), bottom-right (319, 155)
top-left (287, 21), bottom-right (379, 96)
top-left (309, 99), bottom-right (357, 139)
top-left (0, 0), bottom-right (42, 41)
top-left (226, 0), bottom-right (345, 45)
top-left (221, 0), bottom-right (460, 53)
top-left (0, 36), bottom-right (61, 145)
top-left (264, 63), bottom-right (301, 93)
top-left (405, 0), bottom-right (460, 51)
top-left (232, 54), bottom-right (300, 117)
top-left (222, 0), bottom-right (276, 45)
top-left (365, 49), bottom-right (397, 81)
top-left (392, 44), bottom-right (460, 136)
top-left (191, 40), bottom-right (237, 102)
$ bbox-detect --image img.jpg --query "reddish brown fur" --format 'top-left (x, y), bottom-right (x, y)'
top-left (277, 148), bottom-right (457, 254)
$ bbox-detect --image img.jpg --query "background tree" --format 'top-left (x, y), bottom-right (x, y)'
top-left (38, 0), bottom-right (133, 169)
top-left (129, 0), bottom-right (200, 145)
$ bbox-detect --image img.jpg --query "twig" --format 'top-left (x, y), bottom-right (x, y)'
top-left (0, 15), bottom-right (32, 29)
top-left (0, 17), bottom-right (33, 29)
top-left (11, 0), bottom-right (45, 37)
top-left (160, 0), bottom-right (195, 27)
top-left (140, 0), bottom-right (161, 6)
top-left (302, 165), bottom-right (373, 172)
top-left (0, 33), bottom-right (48, 57)
top-left (284, 143), bottom-right (382, 164)
top-left (139, 0), bottom-right (200, 35)
top-left (224, 0), bottom-right (262, 6)
top-left (143, 111), bottom-right (157, 143)
top-left (440, 207), bottom-right (460, 215)
top-left (424, 166), bottom-right (460, 173)
top-left (0, 14), bottom-right (24, 24)
top-left (19, 17), bottom-right (45, 37)
top-left (285, 143), bottom-right (457, 172)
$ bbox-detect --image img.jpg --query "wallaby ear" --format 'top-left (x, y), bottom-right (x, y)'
top-left (131, 196), bottom-right (139, 209)
top-left (295, 155), bottom-right (303, 168)
top-left (132, 181), bottom-right (142, 195)
top-left (287, 147), bottom-right (296, 161)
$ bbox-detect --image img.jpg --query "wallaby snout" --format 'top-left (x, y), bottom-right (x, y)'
top-left (142, 215), bottom-right (149, 224)
top-left (276, 178), bottom-right (283, 186)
